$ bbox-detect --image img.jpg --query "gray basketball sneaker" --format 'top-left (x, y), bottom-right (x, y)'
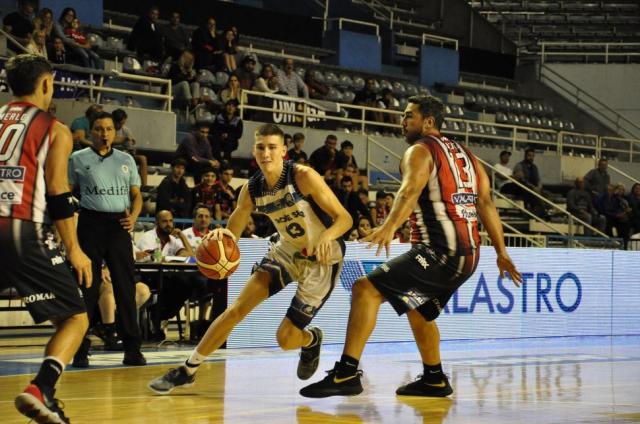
top-left (148, 366), bottom-right (195, 395)
top-left (297, 327), bottom-right (323, 380)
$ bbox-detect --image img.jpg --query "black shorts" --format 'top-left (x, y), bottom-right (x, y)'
top-left (367, 243), bottom-right (478, 321)
top-left (0, 218), bottom-right (86, 323)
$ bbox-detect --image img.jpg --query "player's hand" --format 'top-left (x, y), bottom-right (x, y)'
top-left (361, 224), bottom-right (395, 257)
top-left (119, 208), bottom-right (137, 231)
top-left (497, 252), bottom-right (522, 287)
top-left (308, 232), bottom-right (333, 264)
top-left (67, 247), bottom-right (92, 288)
top-left (203, 228), bottom-right (236, 242)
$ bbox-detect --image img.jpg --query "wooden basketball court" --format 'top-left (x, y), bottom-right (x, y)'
top-left (1, 334), bottom-right (639, 423)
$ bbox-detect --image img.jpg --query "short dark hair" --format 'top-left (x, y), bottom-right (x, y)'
top-left (5, 54), bottom-right (53, 97)
top-left (171, 157), bottom-right (187, 168)
top-left (90, 111), bottom-right (114, 129)
top-left (192, 203), bottom-right (210, 217)
top-left (326, 134), bottom-right (338, 141)
top-left (357, 188), bottom-right (368, 196)
top-left (598, 158), bottom-right (608, 163)
top-left (85, 104), bottom-right (102, 118)
top-left (407, 95), bottom-right (445, 130)
top-left (525, 147), bottom-right (535, 155)
top-left (376, 190), bottom-right (386, 200)
top-left (341, 140), bottom-right (354, 149)
top-left (341, 176), bottom-right (353, 184)
top-left (293, 132), bottom-right (305, 142)
top-left (255, 123), bottom-right (284, 140)
top-left (112, 108), bottom-right (127, 123)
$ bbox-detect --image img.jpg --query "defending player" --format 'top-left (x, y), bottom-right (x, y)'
top-left (300, 95), bottom-right (522, 398)
top-left (148, 123), bottom-right (352, 394)
top-left (0, 54), bottom-right (92, 422)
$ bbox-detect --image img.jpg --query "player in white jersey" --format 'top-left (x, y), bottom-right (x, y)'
top-left (148, 123), bottom-right (352, 394)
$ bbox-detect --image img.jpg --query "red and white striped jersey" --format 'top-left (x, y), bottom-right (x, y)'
top-left (408, 134), bottom-right (481, 255)
top-left (0, 102), bottom-right (55, 223)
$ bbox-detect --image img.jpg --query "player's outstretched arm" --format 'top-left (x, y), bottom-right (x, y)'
top-left (206, 184), bottom-right (253, 241)
top-left (46, 122), bottom-right (92, 287)
top-left (475, 162), bottom-right (522, 286)
top-left (295, 165), bottom-right (353, 264)
top-left (362, 144), bottom-right (431, 256)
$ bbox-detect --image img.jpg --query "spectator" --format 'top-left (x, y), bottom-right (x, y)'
top-left (566, 177), bottom-right (606, 234)
top-left (305, 69), bottom-right (329, 100)
top-left (241, 215), bottom-right (261, 239)
top-left (112, 109), bottom-right (148, 186)
top-left (2, 0), bottom-right (35, 52)
top-left (629, 183), bottom-right (640, 235)
top-left (356, 216), bottom-right (373, 239)
top-left (501, 167), bottom-right (547, 219)
top-left (219, 28), bottom-right (238, 72)
top-left (370, 190), bottom-right (388, 227)
top-left (513, 148), bottom-right (541, 192)
top-left (25, 29), bottom-right (47, 58)
top-left (47, 36), bottom-right (71, 65)
top-left (253, 64), bottom-right (277, 94)
top-left (339, 176), bottom-right (368, 223)
top-left (182, 204), bottom-right (212, 249)
top-left (385, 192), bottom-right (395, 212)
top-left (603, 184), bottom-right (632, 248)
top-left (288, 132), bottom-right (308, 163)
top-left (346, 228), bottom-right (359, 241)
top-left (64, 17), bottom-right (102, 69)
top-left (309, 134), bottom-right (338, 176)
top-left (175, 124), bottom-right (221, 183)
top-left (234, 55), bottom-right (258, 91)
top-left (163, 11), bottom-right (191, 61)
top-left (220, 74), bottom-right (242, 104)
top-left (377, 88), bottom-right (400, 126)
top-left (212, 99), bottom-right (243, 160)
top-left (353, 78), bottom-right (379, 124)
top-left (168, 49), bottom-right (201, 109)
top-left (584, 158), bottom-right (611, 197)
top-left (70, 104), bottom-right (103, 149)
top-left (127, 6), bottom-right (164, 62)
top-left (192, 168), bottom-right (222, 220)
top-left (155, 158), bottom-right (191, 218)
top-left (37, 7), bottom-right (54, 42)
top-left (215, 165), bottom-right (237, 219)
top-left (493, 150), bottom-right (513, 188)
top-left (191, 16), bottom-right (221, 71)
top-left (336, 140), bottom-right (358, 170)
top-left (274, 58), bottom-right (308, 98)
top-left (53, 8), bottom-right (95, 68)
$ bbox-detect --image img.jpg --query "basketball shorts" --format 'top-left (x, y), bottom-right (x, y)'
top-left (0, 218), bottom-right (86, 323)
top-left (367, 243), bottom-right (479, 321)
top-left (253, 236), bottom-right (345, 329)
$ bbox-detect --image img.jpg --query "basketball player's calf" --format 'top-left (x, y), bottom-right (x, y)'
top-left (277, 303), bottom-right (324, 380)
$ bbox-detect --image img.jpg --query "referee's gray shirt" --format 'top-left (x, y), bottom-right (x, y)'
top-left (68, 147), bottom-right (141, 212)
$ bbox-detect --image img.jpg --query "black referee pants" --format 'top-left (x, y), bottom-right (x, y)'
top-left (77, 209), bottom-right (141, 352)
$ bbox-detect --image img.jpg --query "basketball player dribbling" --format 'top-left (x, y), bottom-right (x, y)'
top-left (301, 95), bottom-right (522, 398)
top-left (0, 54), bottom-right (93, 423)
top-left (148, 123), bottom-right (353, 394)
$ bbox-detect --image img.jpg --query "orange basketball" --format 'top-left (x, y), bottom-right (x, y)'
top-left (196, 234), bottom-right (241, 280)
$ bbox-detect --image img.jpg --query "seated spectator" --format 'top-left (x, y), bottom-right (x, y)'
top-left (566, 177), bottom-right (606, 234)
top-left (175, 124), bottom-right (221, 183)
top-left (191, 16), bottom-right (221, 71)
top-left (25, 29), bottom-right (47, 58)
top-left (353, 78), bottom-right (379, 124)
top-left (37, 7), bottom-right (54, 42)
top-left (64, 17), bottom-right (103, 69)
top-left (584, 158), bottom-right (610, 197)
top-left (168, 49), bottom-right (201, 109)
top-left (377, 88), bottom-right (400, 126)
top-left (309, 134), bottom-right (338, 177)
top-left (212, 100), bottom-right (243, 160)
top-left (127, 6), bottom-right (164, 62)
top-left (603, 183), bottom-right (632, 248)
top-left (70, 104), bottom-right (103, 149)
top-left (336, 140), bottom-right (358, 170)
top-left (112, 109), bottom-right (148, 186)
top-left (305, 69), bottom-right (329, 100)
top-left (253, 64), bottom-right (278, 94)
top-left (2, 0), bottom-right (35, 52)
top-left (274, 58), bottom-right (308, 98)
top-left (346, 228), bottom-right (359, 241)
top-left (338, 176), bottom-right (368, 223)
top-left (385, 192), bottom-right (395, 212)
top-left (156, 158), bottom-right (192, 218)
top-left (241, 215), bottom-right (262, 239)
top-left (162, 11), bottom-right (191, 61)
top-left (219, 28), bottom-right (238, 72)
top-left (629, 183), bottom-right (640, 235)
top-left (370, 190), bottom-right (389, 227)
top-left (220, 74), bottom-right (243, 104)
top-left (183, 204), bottom-right (212, 248)
top-left (192, 167), bottom-right (222, 220)
top-left (344, 162), bottom-right (368, 190)
top-left (493, 150), bottom-right (513, 188)
top-left (356, 216), bottom-right (373, 239)
top-left (501, 167), bottom-right (547, 219)
top-left (53, 7), bottom-right (96, 68)
top-left (288, 132), bottom-right (308, 163)
top-left (215, 165), bottom-right (237, 220)
top-left (47, 36), bottom-right (73, 65)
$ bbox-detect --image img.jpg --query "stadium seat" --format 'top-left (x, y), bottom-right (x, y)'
top-left (338, 74), bottom-right (353, 89)
top-left (123, 56), bottom-right (142, 72)
top-left (326, 87), bottom-right (341, 102)
top-left (197, 69), bottom-right (216, 87)
top-left (87, 33), bottom-right (104, 49)
top-left (324, 72), bottom-right (338, 86)
top-left (314, 70), bottom-right (327, 83)
top-left (379, 79), bottom-right (392, 91)
top-left (392, 81), bottom-right (406, 96)
top-left (342, 90), bottom-right (355, 103)
top-left (498, 97), bottom-right (510, 110)
top-left (405, 83), bottom-right (418, 96)
top-left (106, 36), bottom-right (125, 50)
top-left (352, 76), bottom-right (365, 91)
top-left (464, 92), bottom-right (477, 106)
top-left (215, 72), bottom-right (229, 87)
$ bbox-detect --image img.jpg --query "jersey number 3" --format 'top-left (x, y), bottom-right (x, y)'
top-left (0, 123), bottom-right (26, 162)
top-left (285, 222), bottom-right (306, 238)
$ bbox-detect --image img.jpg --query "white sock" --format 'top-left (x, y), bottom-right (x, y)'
top-left (184, 350), bottom-right (207, 375)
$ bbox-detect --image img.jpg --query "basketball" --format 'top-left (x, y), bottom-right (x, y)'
top-left (196, 235), bottom-right (241, 280)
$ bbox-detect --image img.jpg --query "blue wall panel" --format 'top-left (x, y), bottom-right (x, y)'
top-left (337, 30), bottom-right (381, 73)
top-left (420, 45), bottom-right (459, 87)
top-left (41, 0), bottom-right (103, 27)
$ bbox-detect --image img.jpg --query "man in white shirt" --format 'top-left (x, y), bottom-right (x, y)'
top-left (136, 210), bottom-right (193, 260)
top-left (182, 205), bottom-right (212, 249)
top-left (493, 150), bottom-right (513, 188)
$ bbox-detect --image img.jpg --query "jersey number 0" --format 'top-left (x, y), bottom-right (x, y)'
top-left (0, 123), bottom-right (26, 162)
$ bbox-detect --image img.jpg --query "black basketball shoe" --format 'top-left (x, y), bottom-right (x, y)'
top-left (297, 326), bottom-right (323, 380)
top-left (71, 338), bottom-right (91, 368)
top-left (395, 373), bottom-right (453, 397)
top-left (148, 366), bottom-right (196, 395)
top-left (299, 362), bottom-right (363, 398)
top-left (15, 384), bottom-right (70, 423)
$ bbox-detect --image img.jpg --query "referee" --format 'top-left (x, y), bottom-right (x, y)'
top-left (68, 111), bottom-right (146, 367)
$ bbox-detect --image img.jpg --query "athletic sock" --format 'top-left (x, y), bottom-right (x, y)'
top-left (184, 350), bottom-right (207, 375)
top-left (32, 357), bottom-right (65, 394)
top-left (423, 363), bottom-right (444, 382)
top-left (336, 354), bottom-right (359, 378)
top-left (303, 328), bottom-right (318, 349)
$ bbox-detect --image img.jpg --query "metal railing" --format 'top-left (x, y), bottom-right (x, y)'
top-left (480, 232), bottom-right (547, 248)
top-left (539, 64), bottom-right (640, 140)
top-left (422, 33), bottom-right (458, 50)
top-left (324, 17), bottom-right (381, 39)
top-left (608, 164), bottom-right (640, 186)
top-left (538, 42), bottom-right (640, 64)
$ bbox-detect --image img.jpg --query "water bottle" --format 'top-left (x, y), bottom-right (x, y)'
top-left (153, 237), bottom-right (162, 263)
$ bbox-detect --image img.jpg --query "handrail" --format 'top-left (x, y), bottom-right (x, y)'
top-left (539, 64), bottom-right (640, 140)
top-left (325, 17), bottom-right (380, 38)
top-left (0, 27), bottom-right (29, 54)
top-left (608, 164), bottom-right (640, 186)
top-left (422, 33), bottom-right (458, 50)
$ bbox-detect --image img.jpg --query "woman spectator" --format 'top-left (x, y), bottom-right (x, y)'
top-left (53, 7), bottom-right (98, 68)
top-left (356, 216), bottom-right (373, 239)
top-left (37, 8), bottom-right (54, 42)
top-left (191, 16), bottom-right (222, 71)
top-left (253, 64), bottom-right (278, 94)
top-left (168, 49), bottom-right (201, 109)
top-left (220, 74), bottom-right (242, 104)
top-left (629, 183), bottom-right (640, 235)
top-left (218, 28), bottom-right (238, 72)
top-left (25, 29), bottom-right (47, 58)
top-left (64, 17), bottom-right (103, 69)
